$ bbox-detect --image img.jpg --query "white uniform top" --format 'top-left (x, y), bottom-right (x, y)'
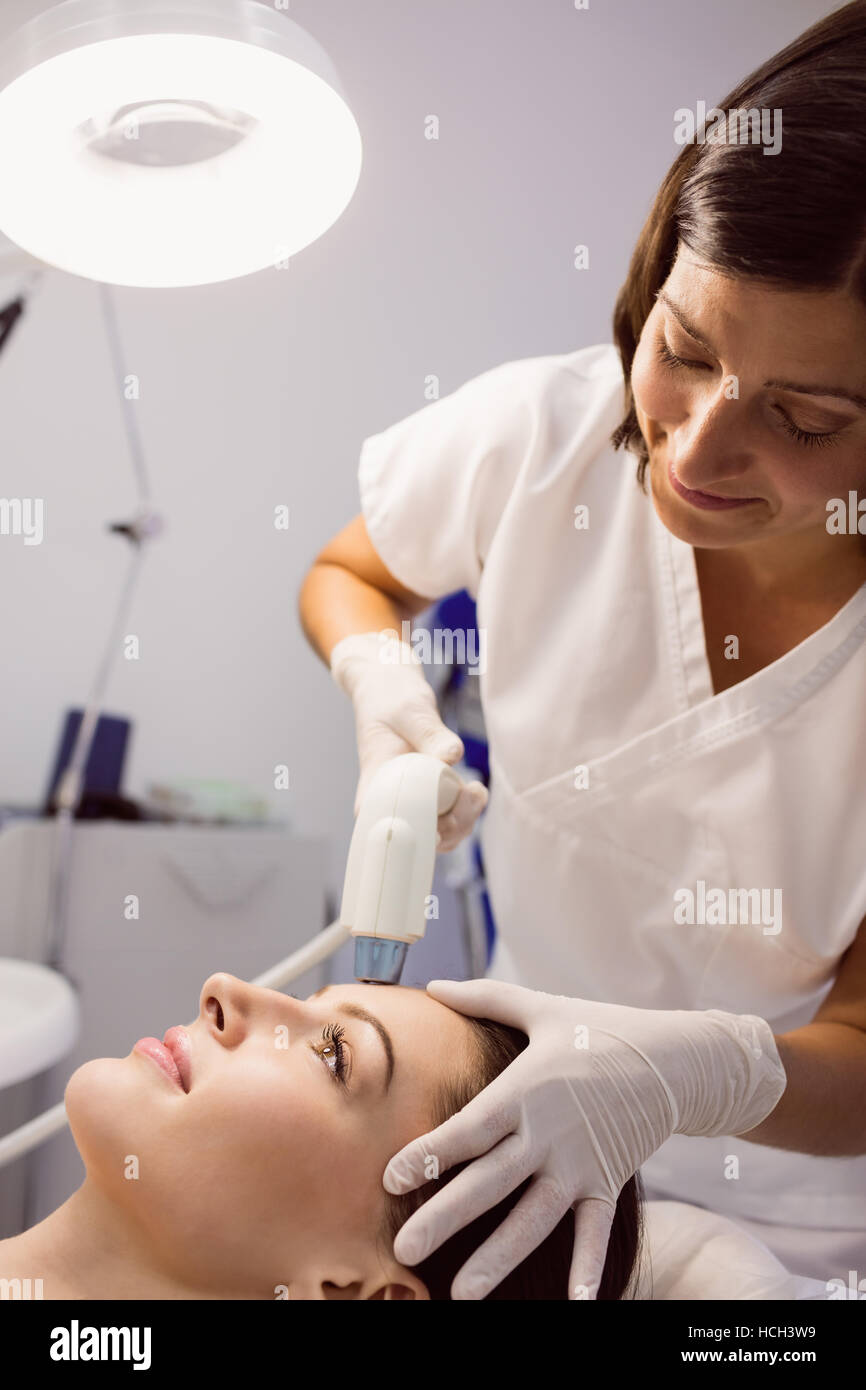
top-left (358, 342), bottom-right (866, 1269)
top-left (635, 1203), bottom-right (839, 1300)
top-left (640, 1202), bottom-right (862, 1300)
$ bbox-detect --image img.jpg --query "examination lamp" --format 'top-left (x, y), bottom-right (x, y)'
top-left (0, 0), bottom-right (363, 287)
top-left (341, 754), bottom-right (463, 985)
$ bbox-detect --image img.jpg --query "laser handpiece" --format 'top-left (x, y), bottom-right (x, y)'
top-left (340, 753), bottom-right (463, 984)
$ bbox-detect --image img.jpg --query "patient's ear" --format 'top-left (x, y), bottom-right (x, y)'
top-left (366, 1268), bottom-right (431, 1301)
top-left (319, 1270), bottom-right (431, 1300)
top-left (296, 1267), bottom-right (431, 1300)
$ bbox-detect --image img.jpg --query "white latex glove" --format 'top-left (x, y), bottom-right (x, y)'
top-left (383, 978), bottom-right (787, 1300)
top-left (330, 630), bottom-right (488, 850)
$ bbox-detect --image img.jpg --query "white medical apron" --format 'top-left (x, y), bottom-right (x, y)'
top-left (358, 341), bottom-right (866, 1278)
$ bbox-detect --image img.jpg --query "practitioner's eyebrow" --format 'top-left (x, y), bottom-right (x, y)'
top-left (656, 290), bottom-right (866, 410)
top-left (657, 290), bottom-right (717, 354)
top-left (309, 985), bottom-right (394, 1091)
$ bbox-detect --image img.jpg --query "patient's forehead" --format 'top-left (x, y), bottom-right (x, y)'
top-left (308, 980), bottom-right (467, 1024)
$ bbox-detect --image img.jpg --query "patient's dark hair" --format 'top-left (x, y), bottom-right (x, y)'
top-left (381, 1016), bottom-right (644, 1299)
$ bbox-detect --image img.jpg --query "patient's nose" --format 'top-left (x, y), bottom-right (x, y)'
top-left (197, 971), bottom-right (312, 1047)
top-left (198, 971), bottom-right (256, 1046)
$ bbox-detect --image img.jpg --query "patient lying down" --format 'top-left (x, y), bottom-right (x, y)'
top-left (0, 974), bottom-right (642, 1299)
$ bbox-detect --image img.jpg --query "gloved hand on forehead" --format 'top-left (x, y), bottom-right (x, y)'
top-left (330, 630), bottom-right (488, 851)
top-left (383, 979), bottom-right (787, 1300)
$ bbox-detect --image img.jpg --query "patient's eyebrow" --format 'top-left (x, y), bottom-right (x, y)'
top-left (309, 985), bottom-right (394, 1091)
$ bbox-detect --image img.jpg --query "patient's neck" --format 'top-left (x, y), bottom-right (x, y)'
top-left (0, 1180), bottom-right (233, 1300)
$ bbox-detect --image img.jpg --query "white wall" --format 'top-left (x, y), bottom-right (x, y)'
top-left (0, 0), bottom-right (832, 898)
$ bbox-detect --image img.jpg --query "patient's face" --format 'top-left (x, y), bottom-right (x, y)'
top-left (65, 974), bottom-right (476, 1299)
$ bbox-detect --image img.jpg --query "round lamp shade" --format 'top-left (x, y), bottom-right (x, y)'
top-left (0, 0), bottom-right (363, 286)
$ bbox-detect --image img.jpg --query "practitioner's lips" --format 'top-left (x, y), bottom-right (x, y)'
top-left (133, 1027), bottom-right (191, 1093)
top-left (668, 459), bottom-right (761, 511)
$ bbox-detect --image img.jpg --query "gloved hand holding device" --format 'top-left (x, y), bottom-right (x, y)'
top-left (383, 978), bottom-right (787, 1299)
top-left (330, 630), bottom-right (488, 850)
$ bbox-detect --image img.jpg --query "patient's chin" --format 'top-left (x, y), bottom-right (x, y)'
top-left (65, 1056), bottom-right (149, 1177)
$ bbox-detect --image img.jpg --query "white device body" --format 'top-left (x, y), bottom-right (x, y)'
top-left (340, 753), bottom-right (462, 947)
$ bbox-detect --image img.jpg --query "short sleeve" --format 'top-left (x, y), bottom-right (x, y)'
top-left (358, 354), bottom-right (567, 601)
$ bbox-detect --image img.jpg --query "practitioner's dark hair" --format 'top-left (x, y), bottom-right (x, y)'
top-left (382, 1015), bottom-right (644, 1299)
top-left (611, 0), bottom-right (866, 486)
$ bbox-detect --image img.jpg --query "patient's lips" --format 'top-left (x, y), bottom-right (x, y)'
top-left (134, 1037), bottom-right (184, 1091)
top-left (133, 1028), bottom-right (191, 1094)
top-left (163, 1026), bottom-right (192, 1093)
